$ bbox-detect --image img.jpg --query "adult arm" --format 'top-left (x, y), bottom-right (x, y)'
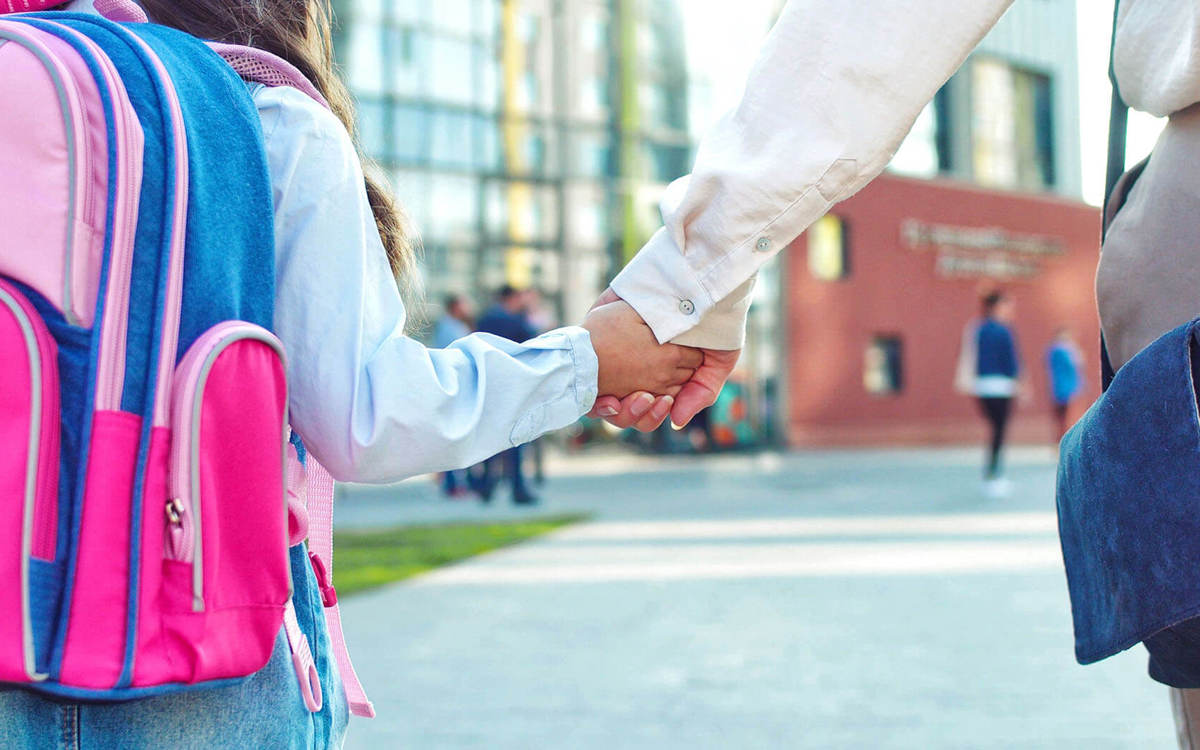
top-left (610, 0), bottom-right (1015, 351)
top-left (595, 0), bottom-right (1013, 427)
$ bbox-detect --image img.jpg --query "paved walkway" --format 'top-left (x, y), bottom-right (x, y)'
top-left (339, 447), bottom-right (1176, 748)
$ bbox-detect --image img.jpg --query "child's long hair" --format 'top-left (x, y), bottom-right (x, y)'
top-left (137, 0), bottom-right (419, 300)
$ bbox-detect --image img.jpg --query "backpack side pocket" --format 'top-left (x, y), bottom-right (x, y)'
top-left (0, 279), bottom-right (61, 683)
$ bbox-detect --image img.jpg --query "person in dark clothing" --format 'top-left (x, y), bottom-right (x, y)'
top-left (475, 285), bottom-right (538, 345)
top-left (472, 285), bottom-right (540, 504)
top-left (434, 294), bottom-right (476, 498)
top-left (972, 290), bottom-right (1020, 497)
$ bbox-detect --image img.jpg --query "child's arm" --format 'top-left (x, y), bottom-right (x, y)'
top-left (259, 87), bottom-right (692, 483)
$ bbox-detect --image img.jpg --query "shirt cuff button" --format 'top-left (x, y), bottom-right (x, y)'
top-left (678, 299), bottom-right (695, 315)
top-left (755, 237), bottom-right (771, 252)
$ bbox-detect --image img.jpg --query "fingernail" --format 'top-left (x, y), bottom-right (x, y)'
top-left (653, 396), bottom-right (674, 417)
top-left (630, 393), bottom-right (654, 417)
top-left (670, 421), bottom-right (685, 431)
top-left (598, 405), bottom-right (618, 417)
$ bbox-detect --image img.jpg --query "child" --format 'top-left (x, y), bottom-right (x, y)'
top-left (0, 0), bottom-right (700, 746)
top-left (1045, 327), bottom-right (1083, 442)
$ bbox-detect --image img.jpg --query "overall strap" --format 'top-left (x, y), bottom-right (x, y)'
top-left (1100, 0), bottom-right (1128, 392)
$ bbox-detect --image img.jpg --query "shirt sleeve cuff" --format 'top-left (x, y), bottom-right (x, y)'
top-left (525, 326), bottom-right (599, 415)
top-left (670, 276), bottom-right (754, 350)
top-left (610, 227), bottom-right (718, 344)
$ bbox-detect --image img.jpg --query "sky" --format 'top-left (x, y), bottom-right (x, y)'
top-left (679, 0), bottom-right (781, 129)
top-left (1076, 0), bottom-right (1164, 205)
top-left (681, 0), bottom-right (1164, 208)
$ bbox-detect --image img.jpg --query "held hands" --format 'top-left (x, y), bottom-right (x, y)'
top-left (581, 300), bottom-right (704, 427)
top-left (584, 289), bottom-right (742, 433)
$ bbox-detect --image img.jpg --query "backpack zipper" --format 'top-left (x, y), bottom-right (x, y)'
top-left (166, 322), bottom-right (287, 612)
top-left (112, 27), bottom-right (188, 432)
top-left (0, 281), bottom-right (59, 682)
top-left (0, 24), bottom-right (88, 327)
top-left (34, 20), bottom-right (145, 412)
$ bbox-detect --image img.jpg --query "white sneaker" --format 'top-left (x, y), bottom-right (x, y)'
top-left (984, 477), bottom-right (1011, 499)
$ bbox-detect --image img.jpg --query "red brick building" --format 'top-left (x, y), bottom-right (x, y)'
top-left (782, 173), bottom-right (1102, 447)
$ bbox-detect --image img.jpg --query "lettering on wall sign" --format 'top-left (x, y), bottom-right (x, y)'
top-left (900, 219), bottom-right (1065, 280)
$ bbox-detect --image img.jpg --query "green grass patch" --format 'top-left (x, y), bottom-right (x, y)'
top-left (333, 514), bottom-right (587, 597)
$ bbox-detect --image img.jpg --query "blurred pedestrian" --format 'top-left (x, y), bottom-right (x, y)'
top-left (434, 294), bottom-right (475, 498)
top-left (433, 293), bottom-right (473, 349)
top-left (972, 290), bottom-right (1020, 498)
top-left (521, 289), bottom-right (554, 485)
top-left (473, 286), bottom-right (540, 505)
top-left (1045, 327), bottom-right (1083, 443)
top-left (687, 406), bottom-right (714, 452)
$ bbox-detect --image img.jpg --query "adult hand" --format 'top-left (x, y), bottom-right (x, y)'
top-left (581, 299), bottom-right (703, 401)
top-left (587, 289), bottom-right (741, 431)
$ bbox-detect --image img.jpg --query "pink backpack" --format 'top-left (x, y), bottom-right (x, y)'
top-left (0, 3), bottom-right (371, 718)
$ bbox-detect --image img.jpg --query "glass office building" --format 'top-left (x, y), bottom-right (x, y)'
top-left (332, 0), bottom-right (693, 326)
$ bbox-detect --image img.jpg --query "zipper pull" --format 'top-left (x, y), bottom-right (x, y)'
top-left (166, 497), bottom-right (185, 557)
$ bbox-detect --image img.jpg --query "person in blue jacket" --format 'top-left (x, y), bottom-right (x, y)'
top-left (973, 291), bottom-right (1020, 496)
top-left (473, 286), bottom-right (542, 504)
top-left (1045, 327), bottom-right (1083, 442)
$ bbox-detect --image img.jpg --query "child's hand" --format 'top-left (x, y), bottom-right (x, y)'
top-left (582, 300), bottom-right (703, 400)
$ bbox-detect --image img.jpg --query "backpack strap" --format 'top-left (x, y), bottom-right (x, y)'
top-left (93, 0), bottom-right (146, 23)
top-left (206, 43), bottom-right (329, 110)
top-left (211, 41), bottom-right (374, 720)
top-left (207, 42), bottom-right (373, 718)
top-left (302, 458), bottom-right (376, 718)
top-left (90, 0), bottom-right (327, 107)
top-left (283, 598), bottom-right (323, 712)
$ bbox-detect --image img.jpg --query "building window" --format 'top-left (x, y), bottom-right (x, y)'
top-left (864, 336), bottom-right (904, 396)
top-left (582, 13), bottom-right (607, 50)
top-left (387, 26), bottom-right (424, 98)
top-left (971, 58), bottom-right (1055, 190)
top-left (807, 215), bottom-right (849, 281)
top-left (890, 87), bottom-right (951, 178)
top-left (429, 36), bottom-right (475, 107)
top-left (356, 96), bottom-right (389, 160)
top-left (573, 131), bottom-right (613, 178)
top-left (524, 133), bottom-right (546, 172)
top-left (582, 77), bottom-right (609, 118)
top-left (518, 70), bottom-right (539, 111)
top-left (644, 142), bottom-right (689, 183)
top-left (392, 104), bottom-right (428, 165)
top-left (430, 110), bottom-right (475, 169)
top-left (345, 20), bottom-right (385, 95)
top-left (431, 0), bottom-right (472, 33)
top-left (519, 12), bottom-right (541, 46)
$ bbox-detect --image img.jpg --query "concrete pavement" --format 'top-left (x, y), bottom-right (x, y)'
top-left (338, 447), bottom-right (1177, 748)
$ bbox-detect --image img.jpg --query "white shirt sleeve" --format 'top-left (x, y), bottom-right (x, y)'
top-left (611, 0), bottom-right (1014, 350)
top-left (255, 86), bottom-right (598, 483)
